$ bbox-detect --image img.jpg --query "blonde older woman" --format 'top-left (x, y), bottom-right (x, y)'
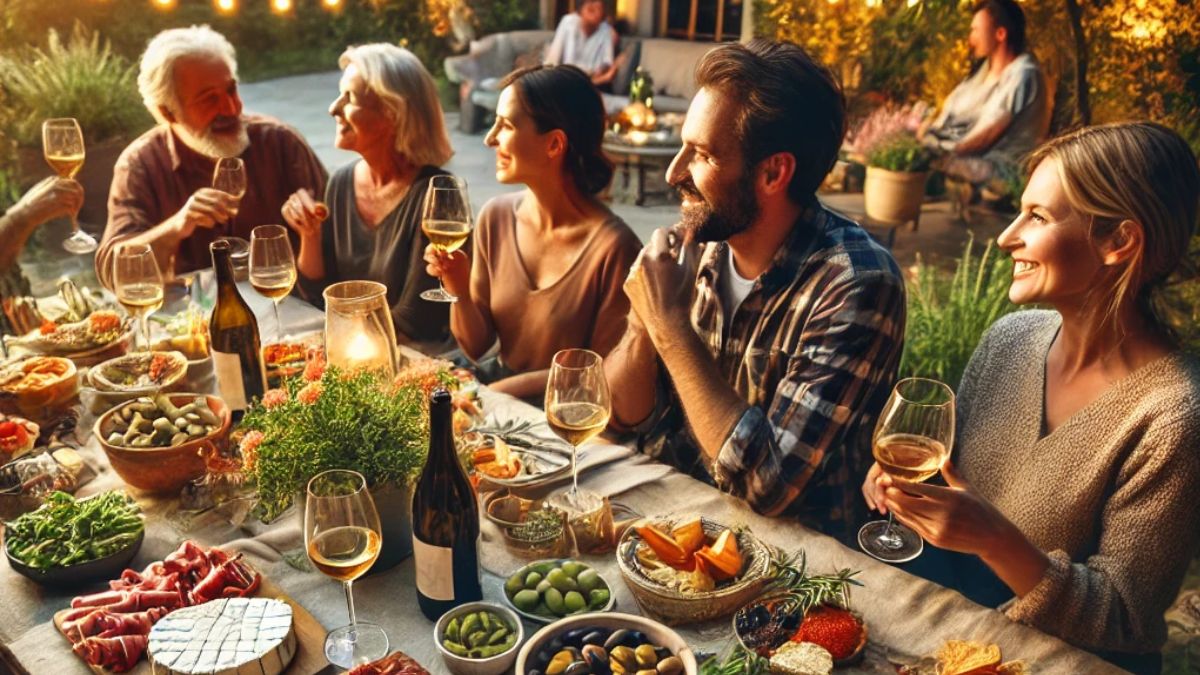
top-left (283, 43), bottom-right (455, 354)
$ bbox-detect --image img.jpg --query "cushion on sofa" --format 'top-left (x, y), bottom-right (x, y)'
top-left (637, 39), bottom-right (718, 99)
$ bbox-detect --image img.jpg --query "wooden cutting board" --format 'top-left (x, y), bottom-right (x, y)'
top-left (53, 571), bottom-right (328, 675)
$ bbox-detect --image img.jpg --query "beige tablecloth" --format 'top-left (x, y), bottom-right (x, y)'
top-left (0, 297), bottom-right (1126, 675)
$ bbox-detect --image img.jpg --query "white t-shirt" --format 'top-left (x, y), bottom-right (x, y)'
top-left (543, 14), bottom-right (614, 75)
top-left (718, 247), bottom-right (757, 326)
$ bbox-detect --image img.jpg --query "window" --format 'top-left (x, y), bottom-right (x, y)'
top-left (660, 0), bottom-right (742, 41)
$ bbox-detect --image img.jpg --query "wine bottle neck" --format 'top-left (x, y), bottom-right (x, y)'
top-left (426, 398), bottom-right (458, 471)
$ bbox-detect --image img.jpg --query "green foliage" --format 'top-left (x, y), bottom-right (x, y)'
top-left (900, 236), bottom-right (1023, 388)
top-left (866, 132), bottom-right (934, 172)
top-left (0, 23), bottom-right (151, 146)
top-left (239, 368), bottom-right (430, 522)
top-left (474, 0), bottom-right (540, 35)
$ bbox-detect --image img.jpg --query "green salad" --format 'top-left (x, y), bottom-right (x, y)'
top-left (4, 491), bottom-right (143, 569)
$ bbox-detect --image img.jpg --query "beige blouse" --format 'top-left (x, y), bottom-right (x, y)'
top-left (468, 192), bottom-right (643, 373)
top-left (956, 310), bottom-right (1200, 653)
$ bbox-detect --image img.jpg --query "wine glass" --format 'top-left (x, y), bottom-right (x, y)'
top-left (420, 175), bottom-right (472, 303)
top-left (42, 118), bottom-right (97, 254)
top-left (858, 377), bottom-right (955, 563)
top-left (249, 224), bottom-right (296, 341)
top-left (113, 243), bottom-right (164, 352)
top-left (545, 348), bottom-right (612, 514)
top-left (305, 469), bottom-right (389, 668)
top-left (213, 157), bottom-right (247, 227)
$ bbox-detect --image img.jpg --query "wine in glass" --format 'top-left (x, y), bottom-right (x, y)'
top-left (858, 377), bottom-right (955, 563)
top-left (249, 224), bottom-right (296, 341)
top-left (545, 348), bottom-right (612, 514)
top-left (213, 157), bottom-right (247, 228)
top-left (305, 470), bottom-right (389, 668)
top-left (113, 243), bottom-right (164, 352)
top-left (42, 118), bottom-right (97, 254)
top-left (421, 175), bottom-right (472, 303)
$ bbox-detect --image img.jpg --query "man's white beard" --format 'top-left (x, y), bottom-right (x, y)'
top-left (174, 118), bottom-right (250, 159)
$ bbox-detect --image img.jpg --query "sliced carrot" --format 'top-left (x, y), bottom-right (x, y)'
top-left (672, 519), bottom-right (706, 556)
top-left (637, 524), bottom-right (689, 566)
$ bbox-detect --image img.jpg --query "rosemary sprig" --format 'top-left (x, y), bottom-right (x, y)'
top-left (700, 646), bottom-right (769, 675)
top-left (764, 547), bottom-right (862, 615)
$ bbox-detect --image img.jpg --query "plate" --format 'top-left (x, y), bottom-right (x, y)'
top-left (473, 441), bottom-right (572, 489)
top-left (501, 558), bottom-right (617, 624)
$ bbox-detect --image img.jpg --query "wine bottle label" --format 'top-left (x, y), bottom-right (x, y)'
top-left (412, 535), bottom-right (454, 601)
top-left (212, 349), bottom-right (248, 411)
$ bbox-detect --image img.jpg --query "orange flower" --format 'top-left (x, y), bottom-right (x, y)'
top-left (239, 430), bottom-right (265, 472)
top-left (303, 350), bottom-right (327, 382)
top-left (262, 388), bottom-right (289, 409)
top-left (297, 381), bottom-right (324, 405)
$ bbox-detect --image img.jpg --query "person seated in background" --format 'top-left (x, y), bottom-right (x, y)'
top-left (864, 122), bottom-right (1200, 675)
top-left (425, 65), bottom-right (642, 400)
top-left (97, 25), bottom-right (326, 289)
top-left (605, 40), bottom-right (906, 542)
top-left (544, 0), bottom-right (618, 88)
top-left (921, 0), bottom-right (1050, 186)
top-left (0, 178), bottom-right (84, 336)
top-left (282, 44), bottom-right (456, 355)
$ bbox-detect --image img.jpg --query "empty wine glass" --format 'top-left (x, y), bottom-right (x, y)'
top-left (42, 118), bottom-right (97, 254)
top-left (305, 470), bottom-right (389, 668)
top-left (113, 243), bottom-right (164, 351)
top-left (249, 224), bottom-right (296, 341)
top-left (858, 377), bottom-right (955, 563)
top-left (213, 157), bottom-right (247, 228)
top-left (545, 349), bottom-right (611, 515)
top-left (421, 175), bottom-right (472, 303)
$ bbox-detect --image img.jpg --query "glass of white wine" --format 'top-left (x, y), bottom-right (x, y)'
top-left (42, 118), bottom-right (97, 255)
top-left (305, 469), bottom-right (389, 669)
top-left (420, 175), bottom-right (472, 303)
top-left (858, 377), bottom-right (955, 563)
top-left (213, 157), bottom-right (247, 228)
top-left (545, 348), bottom-right (612, 515)
top-left (113, 243), bottom-right (164, 352)
top-left (249, 224), bottom-right (296, 341)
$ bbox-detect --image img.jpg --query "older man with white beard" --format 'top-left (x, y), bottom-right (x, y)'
top-left (97, 25), bottom-right (326, 288)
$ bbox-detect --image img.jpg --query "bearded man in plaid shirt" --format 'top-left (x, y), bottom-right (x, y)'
top-left (607, 39), bottom-right (906, 543)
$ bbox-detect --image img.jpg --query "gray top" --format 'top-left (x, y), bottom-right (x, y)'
top-left (297, 161), bottom-right (452, 355)
top-left (932, 53), bottom-right (1051, 163)
top-left (957, 310), bottom-right (1200, 652)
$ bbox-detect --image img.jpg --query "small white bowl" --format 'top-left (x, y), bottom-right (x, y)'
top-left (434, 601), bottom-right (524, 675)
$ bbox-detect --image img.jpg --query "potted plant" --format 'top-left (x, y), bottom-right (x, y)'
top-left (237, 355), bottom-right (458, 571)
top-left (846, 104), bottom-right (933, 227)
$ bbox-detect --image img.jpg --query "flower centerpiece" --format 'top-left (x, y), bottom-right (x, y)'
top-left (845, 103), bottom-right (935, 227)
top-left (237, 352), bottom-right (458, 570)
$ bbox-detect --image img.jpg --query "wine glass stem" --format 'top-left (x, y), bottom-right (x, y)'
top-left (69, 213), bottom-right (80, 235)
top-left (342, 579), bottom-right (357, 627)
top-left (273, 299), bottom-right (284, 340)
top-left (139, 314), bottom-right (150, 352)
top-left (876, 512), bottom-right (904, 551)
top-left (570, 443), bottom-right (579, 498)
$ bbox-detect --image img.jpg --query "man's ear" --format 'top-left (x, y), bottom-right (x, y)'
top-left (995, 26), bottom-right (1008, 47)
top-left (1101, 219), bottom-right (1144, 267)
top-left (758, 152), bottom-right (796, 197)
top-left (158, 105), bottom-right (178, 125)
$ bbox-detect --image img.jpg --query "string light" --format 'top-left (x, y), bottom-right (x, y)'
top-left (215, 0), bottom-right (235, 12)
top-left (272, 0), bottom-right (292, 12)
top-left (324, 0), bottom-right (342, 7)
top-left (152, 0), bottom-right (176, 8)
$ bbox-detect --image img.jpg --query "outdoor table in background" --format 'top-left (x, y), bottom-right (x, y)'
top-left (603, 132), bottom-right (682, 207)
top-left (0, 294), bottom-right (1125, 675)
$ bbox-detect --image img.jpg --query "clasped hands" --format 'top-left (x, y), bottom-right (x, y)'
top-left (623, 225), bottom-right (700, 343)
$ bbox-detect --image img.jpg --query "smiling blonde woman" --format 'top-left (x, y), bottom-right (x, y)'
top-left (864, 121), bottom-right (1200, 674)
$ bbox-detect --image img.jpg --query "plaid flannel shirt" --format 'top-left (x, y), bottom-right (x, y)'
top-left (638, 202), bottom-right (906, 541)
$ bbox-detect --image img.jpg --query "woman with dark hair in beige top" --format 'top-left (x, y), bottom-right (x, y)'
top-left (864, 122), bottom-right (1200, 674)
top-left (425, 65), bottom-right (641, 399)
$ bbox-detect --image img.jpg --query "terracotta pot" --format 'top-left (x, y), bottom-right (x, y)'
top-left (295, 479), bottom-right (414, 574)
top-left (864, 166), bottom-right (929, 226)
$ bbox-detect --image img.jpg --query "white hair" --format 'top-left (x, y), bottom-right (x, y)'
top-left (138, 25), bottom-right (238, 123)
top-left (338, 44), bottom-right (453, 167)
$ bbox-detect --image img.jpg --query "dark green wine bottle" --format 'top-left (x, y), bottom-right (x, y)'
top-left (209, 239), bottom-right (266, 421)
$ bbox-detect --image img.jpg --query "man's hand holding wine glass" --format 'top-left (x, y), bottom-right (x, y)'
top-left (170, 189), bottom-right (241, 239)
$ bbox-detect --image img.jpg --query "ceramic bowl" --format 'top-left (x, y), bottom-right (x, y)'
top-left (501, 558), bottom-right (617, 624)
top-left (515, 612), bottom-right (698, 675)
top-left (5, 528), bottom-right (143, 587)
top-left (434, 601), bottom-right (524, 675)
top-left (95, 394), bottom-right (229, 492)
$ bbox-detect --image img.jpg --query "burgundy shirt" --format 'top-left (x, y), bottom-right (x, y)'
top-left (97, 115), bottom-right (327, 287)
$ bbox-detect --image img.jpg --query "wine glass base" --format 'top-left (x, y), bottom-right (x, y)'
top-left (857, 519), bottom-right (924, 563)
top-left (324, 621), bottom-right (389, 669)
top-left (420, 288), bottom-right (458, 303)
top-left (63, 233), bottom-right (98, 255)
top-left (547, 487), bottom-right (603, 515)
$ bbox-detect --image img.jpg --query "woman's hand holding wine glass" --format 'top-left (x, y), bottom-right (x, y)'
top-left (305, 470), bottom-right (389, 669)
top-left (113, 243), bottom-right (164, 352)
top-left (42, 118), bottom-right (97, 254)
top-left (420, 175), bottom-right (473, 303)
